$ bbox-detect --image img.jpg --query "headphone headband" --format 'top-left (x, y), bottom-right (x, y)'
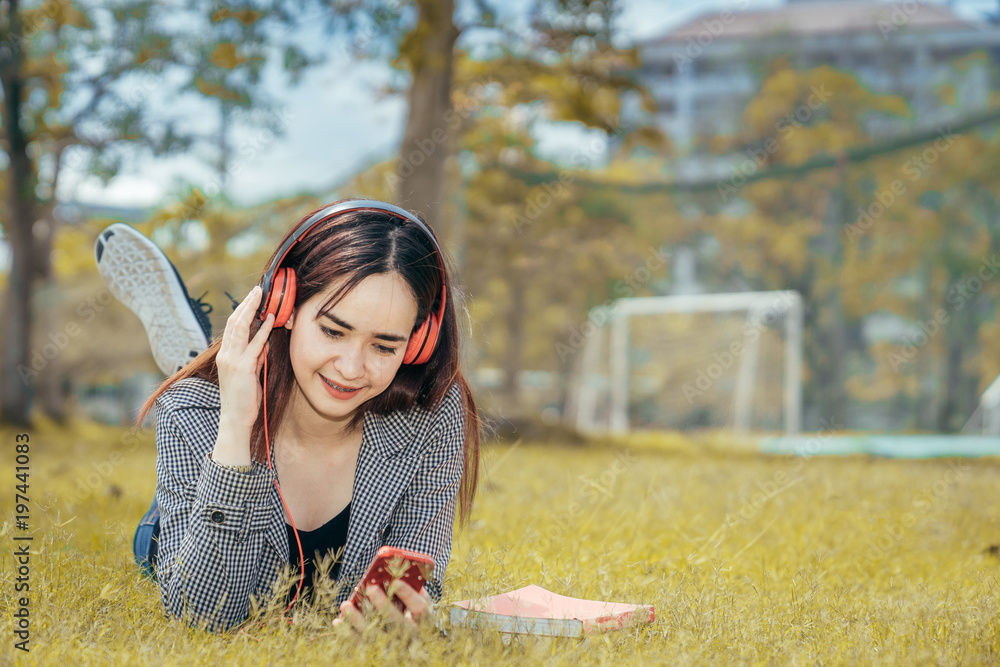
top-left (259, 199), bottom-right (445, 299)
top-left (256, 199), bottom-right (448, 364)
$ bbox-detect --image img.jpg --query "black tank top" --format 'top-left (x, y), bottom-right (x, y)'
top-left (285, 502), bottom-right (351, 600)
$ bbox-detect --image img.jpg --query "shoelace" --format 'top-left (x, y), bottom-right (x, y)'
top-left (188, 291), bottom-right (214, 341)
top-left (191, 291), bottom-right (214, 316)
top-left (184, 292), bottom-right (238, 344)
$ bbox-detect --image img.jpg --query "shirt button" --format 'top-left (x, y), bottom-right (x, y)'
top-left (210, 511), bottom-right (226, 524)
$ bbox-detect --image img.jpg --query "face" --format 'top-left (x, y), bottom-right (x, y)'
top-left (283, 271), bottom-right (419, 425)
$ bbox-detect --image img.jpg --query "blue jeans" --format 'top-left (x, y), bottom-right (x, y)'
top-left (133, 497), bottom-right (160, 580)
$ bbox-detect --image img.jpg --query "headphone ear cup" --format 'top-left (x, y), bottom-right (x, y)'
top-left (267, 267), bottom-right (297, 328)
top-left (420, 313), bottom-right (442, 364)
top-left (403, 312), bottom-right (442, 365)
top-left (403, 318), bottom-right (429, 365)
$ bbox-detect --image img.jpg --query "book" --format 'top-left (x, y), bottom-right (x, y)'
top-left (449, 585), bottom-right (655, 638)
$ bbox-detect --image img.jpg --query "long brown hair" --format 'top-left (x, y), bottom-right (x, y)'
top-left (136, 200), bottom-right (481, 523)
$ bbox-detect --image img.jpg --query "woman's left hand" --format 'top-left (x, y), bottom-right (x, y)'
top-left (333, 581), bottom-right (434, 632)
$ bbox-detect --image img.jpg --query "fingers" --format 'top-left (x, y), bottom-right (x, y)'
top-left (249, 312), bottom-right (275, 359)
top-left (390, 581), bottom-right (431, 624)
top-left (334, 583), bottom-right (428, 636)
top-left (221, 285), bottom-right (263, 353)
top-left (366, 585), bottom-right (410, 626)
top-left (336, 600), bottom-right (365, 633)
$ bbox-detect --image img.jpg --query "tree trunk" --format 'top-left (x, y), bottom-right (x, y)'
top-left (937, 297), bottom-right (978, 432)
top-left (502, 272), bottom-right (526, 414)
top-left (0, 0), bottom-right (38, 426)
top-left (938, 339), bottom-right (964, 432)
top-left (31, 197), bottom-right (67, 423)
top-left (817, 160), bottom-right (850, 427)
top-left (824, 296), bottom-right (850, 426)
top-left (395, 0), bottom-right (458, 235)
top-left (36, 276), bottom-right (68, 424)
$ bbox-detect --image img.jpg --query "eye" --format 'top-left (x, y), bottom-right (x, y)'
top-left (320, 325), bottom-right (343, 339)
top-left (322, 325), bottom-right (397, 356)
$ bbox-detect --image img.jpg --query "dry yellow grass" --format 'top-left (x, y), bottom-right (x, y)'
top-left (1, 417), bottom-right (998, 665)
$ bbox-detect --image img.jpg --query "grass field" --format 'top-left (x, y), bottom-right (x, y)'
top-left (1, 418), bottom-right (998, 665)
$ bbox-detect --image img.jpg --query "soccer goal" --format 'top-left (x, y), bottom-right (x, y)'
top-left (965, 373), bottom-right (1000, 435)
top-left (565, 291), bottom-right (804, 435)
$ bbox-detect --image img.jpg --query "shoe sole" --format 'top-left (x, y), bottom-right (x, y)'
top-left (94, 223), bottom-right (211, 375)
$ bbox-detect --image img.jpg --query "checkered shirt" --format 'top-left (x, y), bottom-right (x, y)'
top-left (153, 376), bottom-right (465, 631)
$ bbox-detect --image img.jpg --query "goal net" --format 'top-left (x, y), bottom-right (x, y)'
top-left (565, 291), bottom-right (804, 434)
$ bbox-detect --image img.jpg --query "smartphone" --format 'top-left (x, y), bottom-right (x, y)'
top-left (348, 546), bottom-right (435, 611)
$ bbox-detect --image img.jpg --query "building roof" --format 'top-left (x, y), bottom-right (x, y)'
top-left (646, 1), bottom-right (980, 45)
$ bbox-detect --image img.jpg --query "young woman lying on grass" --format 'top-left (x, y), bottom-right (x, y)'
top-left (116, 200), bottom-right (480, 632)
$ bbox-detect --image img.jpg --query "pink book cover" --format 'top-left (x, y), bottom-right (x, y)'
top-left (450, 585), bottom-right (655, 637)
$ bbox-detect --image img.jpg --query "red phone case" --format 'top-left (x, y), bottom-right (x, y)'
top-left (348, 546), bottom-right (435, 610)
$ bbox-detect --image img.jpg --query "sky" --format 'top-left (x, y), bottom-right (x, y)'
top-left (58, 0), bottom-right (993, 210)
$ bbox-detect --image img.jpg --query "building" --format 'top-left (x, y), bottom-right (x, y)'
top-left (635, 0), bottom-right (1000, 179)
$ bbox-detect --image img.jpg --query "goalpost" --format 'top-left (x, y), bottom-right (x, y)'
top-left (566, 291), bottom-right (804, 435)
top-left (974, 373), bottom-right (1000, 435)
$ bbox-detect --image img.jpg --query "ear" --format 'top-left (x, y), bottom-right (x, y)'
top-left (283, 309), bottom-right (295, 330)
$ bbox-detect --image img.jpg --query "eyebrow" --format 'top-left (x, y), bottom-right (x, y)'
top-left (320, 311), bottom-right (409, 343)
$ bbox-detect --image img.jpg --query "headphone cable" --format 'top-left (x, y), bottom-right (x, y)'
top-left (263, 353), bottom-right (306, 614)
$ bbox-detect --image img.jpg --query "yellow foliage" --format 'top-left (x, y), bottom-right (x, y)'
top-left (936, 83), bottom-right (956, 107)
top-left (211, 8), bottom-right (261, 25)
top-left (210, 42), bottom-right (246, 70)
top-left (847, 341), bottom-right (920, 401)
top-left (29, 0), bottom-right (90, 31)
top-left (52, 226), bottom-right (102, 279)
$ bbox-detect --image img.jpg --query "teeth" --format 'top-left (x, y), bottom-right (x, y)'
top-left (324, 377), bottom-right (358, 392)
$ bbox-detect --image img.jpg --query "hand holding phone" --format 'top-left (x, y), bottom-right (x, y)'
top-left (348, 546), bottom-right (435, 612)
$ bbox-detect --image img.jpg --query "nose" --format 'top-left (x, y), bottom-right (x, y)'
top-left (333, 342), bottom-right (365, 381)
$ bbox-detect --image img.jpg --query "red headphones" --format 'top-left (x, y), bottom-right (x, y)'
top-left (256, 199), bottom-right (447, 365)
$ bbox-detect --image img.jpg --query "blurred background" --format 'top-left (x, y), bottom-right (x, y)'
top-left (2, 0), bottom-right (1000, 438)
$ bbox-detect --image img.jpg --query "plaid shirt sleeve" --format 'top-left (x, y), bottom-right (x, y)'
top-left (383, 382), bottom-right (466, 602)
top-left (154, 387), bottom-right (278, 632)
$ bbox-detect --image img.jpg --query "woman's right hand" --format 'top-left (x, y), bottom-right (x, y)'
top-left (213, 285), bottom-right (276, 463)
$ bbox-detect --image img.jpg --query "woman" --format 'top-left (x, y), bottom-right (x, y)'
top-left (130, 199), bottom-right (480, 632)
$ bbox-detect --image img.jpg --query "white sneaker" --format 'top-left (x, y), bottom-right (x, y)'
top-left (94, 223), bottom-right (213, 375)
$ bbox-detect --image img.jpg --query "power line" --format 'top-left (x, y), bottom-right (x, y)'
top-left (502, 106), bottom-right (1000, 195)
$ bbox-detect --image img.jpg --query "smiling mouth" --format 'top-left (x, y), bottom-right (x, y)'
top-left (321, 375), bottom-right (362, 393)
